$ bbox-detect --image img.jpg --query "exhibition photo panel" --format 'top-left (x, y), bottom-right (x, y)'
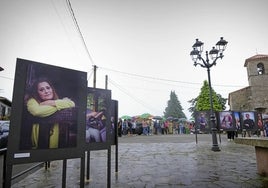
top-left (86, 87), bottom-right (111, 149)
top-left (233, 111), bottom-right (242, 132)
top-left (195, 111), bottom-right (211, 133)
top-left (218, 111), bottom-right (236, 131)
top-left (7, 58), bottom-right (87, 163)
top-left (241, 111), bottom-right (257, 137)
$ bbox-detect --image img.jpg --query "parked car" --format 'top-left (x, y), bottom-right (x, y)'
top-left (0, 120), bottom-right (10, 149)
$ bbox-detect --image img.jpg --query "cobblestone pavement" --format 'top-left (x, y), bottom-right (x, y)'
top-left (11, 134), bottom-right (268, 188)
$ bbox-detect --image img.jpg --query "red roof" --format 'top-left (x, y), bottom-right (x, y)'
top-left (244, 54), bottom-right (268, 67)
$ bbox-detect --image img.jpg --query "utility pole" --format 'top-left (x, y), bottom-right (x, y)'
top-left (105, 75), bottom-right (108, 89)
top-left (93, 65), bottom-right (97, 88)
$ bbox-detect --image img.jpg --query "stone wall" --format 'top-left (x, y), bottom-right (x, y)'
top-left (229, 55), bottom-right (268, 113)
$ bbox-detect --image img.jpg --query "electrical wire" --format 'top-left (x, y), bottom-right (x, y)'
top-left (66, 0), bottom-right (95, 66)
top-left (108, 78), bottom-right (159, 114)
top-left (57, 0), bottom-right (245, 91)
top-left (51, 0), bottom-right (76, 54)
top-left (0, 76), bottom-right (13, 80)
top-left (99, 66), bottom-right (246, 89)
top-left (87, 68), bottom-right (94, 81)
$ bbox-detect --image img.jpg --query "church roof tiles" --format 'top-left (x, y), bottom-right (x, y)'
top-left (244, 54), bottom-right (268, 67)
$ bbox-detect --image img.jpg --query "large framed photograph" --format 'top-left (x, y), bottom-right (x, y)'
top-left (241, 111), bottom-right (257, 131)
top-left (233, 111), bottom-right (241, 132)
top-left (86, 87), bottom-right (111, 150)
top-left (256, 112), bottom-right (264, 131)
top-left (7, 58), bottom-right (87, 164)
top-left (195, 111), bottom-right (211, 133)
top-left (218, 111), bottom-right (236, 131)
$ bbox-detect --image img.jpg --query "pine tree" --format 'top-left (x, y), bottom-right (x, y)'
top-left (164, 91), bottom-right (186, 118)
top-left (188, 80), bottom-right (227, 118)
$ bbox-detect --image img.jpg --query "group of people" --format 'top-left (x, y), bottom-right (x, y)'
top-left (117, 118), bottom-right (153, 136)
top-left (117, 119), bottom-right (136, 136)
top-left (117, 118), bottom-right (189, 137)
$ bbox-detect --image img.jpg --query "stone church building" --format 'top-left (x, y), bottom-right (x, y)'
top-left (228, 54), bottom-right (268, 114)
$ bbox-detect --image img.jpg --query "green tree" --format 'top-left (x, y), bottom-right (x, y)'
top-left (164, 91), bottom-right (186, 118)
top-left (188, 80), bottom-right (227, 117)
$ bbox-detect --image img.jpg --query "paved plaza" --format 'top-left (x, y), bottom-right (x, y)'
top-left (11, 134), bottom-right (268, 187)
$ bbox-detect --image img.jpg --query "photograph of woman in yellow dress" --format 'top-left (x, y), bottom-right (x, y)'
top-left (20, 63), bottom-right (80, 150)
top-left (26, 77), bottom-right (75, 149)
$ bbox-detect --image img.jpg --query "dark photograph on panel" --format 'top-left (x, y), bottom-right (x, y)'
top-left (218, 111), bottom-right (235, 131)
top-left (241, 111), bottom-right (256, 137)
top-left (195, 111), bottom-right (211, 133)
top-left (19, 61), bottom-right (84, 150)
top-left (86, 87), bottom-right (111, 145)
top-left (233, 111), bottom-right (241, 132)
top-left (7, 58), bottom-right (87, 164)
top-left (256, 112), bottom-right (265, 136)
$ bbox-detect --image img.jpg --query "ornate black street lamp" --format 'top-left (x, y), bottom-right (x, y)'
top-left (190, 37), bottom-right (228, 152)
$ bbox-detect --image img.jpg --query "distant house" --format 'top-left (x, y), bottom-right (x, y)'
top-left (228, 54), bottom-right (268, 114)
top-left (0, 96), bottom-right (11, 120)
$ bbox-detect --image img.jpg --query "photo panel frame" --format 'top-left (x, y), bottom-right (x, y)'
top-left (256, 112), bottom-right (264, 131)
top-left (86, 87), bottom-right (111, 150)
top-left (217, 111), bottom-right (236, 131)
top-left (240, 111), bottom-right (257, 131)
top-left (7, 58), bottom-right (87, 164)
top-left (110, 100), bottom-right (118, 145)
top-left (195, 111), bottom-right (211, 133)
top-left (233, 111), bottom-right (242, 132)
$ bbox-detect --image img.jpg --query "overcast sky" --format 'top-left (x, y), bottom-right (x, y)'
top-left (1, 0), bottom-right (268, 118)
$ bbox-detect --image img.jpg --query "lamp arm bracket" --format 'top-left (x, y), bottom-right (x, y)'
top-left (199, 57), bottom-right (210, 68)
top-left (194, 62), bottom-right (206, 68)
top-left (209, 54), bottom-right (224, 68)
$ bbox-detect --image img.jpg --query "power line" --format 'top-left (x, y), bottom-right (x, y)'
top-left (51, 0), bottom-right (81, 59)
top-left (108, 78), bottom-right (159, 114)
top-left (87, 67), bottom-right (94, 81)
top-left (66, 0), bottom-right (95, 66)
top-left (0, 76), bottom-right (14, 81)
top-left (54, 1), bottom-right (244, 90)
top-left (99, 66), bottom-right (246, 88)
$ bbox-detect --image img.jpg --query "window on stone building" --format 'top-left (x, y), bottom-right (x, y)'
top-left (257, 63), bottom-right (264, 75)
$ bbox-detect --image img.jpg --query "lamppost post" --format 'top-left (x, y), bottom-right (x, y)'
top-left (207, 66), bottom-right (219, 151)
top-left (190, 37), bottom-right (228, 152)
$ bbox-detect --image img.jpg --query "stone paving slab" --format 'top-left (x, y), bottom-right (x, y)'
top-left (11, 134), bottom-right (268, 187)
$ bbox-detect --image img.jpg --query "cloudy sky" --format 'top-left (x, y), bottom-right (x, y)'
top-left (1, 0), bottom-right (268, 118)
